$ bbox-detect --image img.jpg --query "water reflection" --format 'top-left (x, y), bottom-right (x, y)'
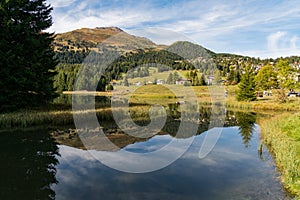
top-left (0, 129), bottom-right (59, 200)
top-left (235, 112), bottom-right (257, 148)
top-left (54, 93), bottom-right (111, 107)
top-left (0, 107), bottom-right (292, 199)
top-left (51, 106), bottom-right (259, 151)
top-left (52, 126), bottom-right (291, 200)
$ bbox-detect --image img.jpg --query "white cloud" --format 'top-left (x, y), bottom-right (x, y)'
top-left (267, 31), bottom-right (287, 51)
top-left (264, 31), bottom-right (300, 58)
top-left (47, 0), bottom-right (76, 8)
top-left (46, 0), bottom-right (300, 58)
top-left (291, 36), bottom-right (298, 49)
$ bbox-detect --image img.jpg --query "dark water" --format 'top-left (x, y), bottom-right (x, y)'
top-left (0, 110), bottom-right (293, 200)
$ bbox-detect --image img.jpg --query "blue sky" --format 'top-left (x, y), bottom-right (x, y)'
top-left (47, 0), bottom-right (300, 58)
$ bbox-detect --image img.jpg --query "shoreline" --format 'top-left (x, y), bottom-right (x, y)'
top-left (259, 113), bottom-right (300, 198)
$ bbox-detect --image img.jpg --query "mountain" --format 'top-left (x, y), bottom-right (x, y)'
top-left (53, 27), bottom-right (161, 53)
top-left (52, 27), bottom-right (300, 92)
top-left (166, 41), bottom-right (216, 59)
top-left (52, 27), bottom-right (254, 65)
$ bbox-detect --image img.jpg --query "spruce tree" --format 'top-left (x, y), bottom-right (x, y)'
top-left (123, 76), bottom-right (129, 86)
top-left (0, 0), bottom-right (57, 112)
top-left (199, 74), bottom-right (206, 86)
top-left (166, 73), bottom-right (173, 84)
top-left (236, 66), bottom-right (257, 102)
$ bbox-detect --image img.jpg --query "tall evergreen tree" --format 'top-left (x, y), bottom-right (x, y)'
top-left (166, 73), bottom-right (173, 84)
top-left (236, 66), bottom-right (257, 102)
top-left (0, 0), bottom-right (57, 112)
top-left (123, 76), bottom-right (129, 87)
top-left (199, 74), bottom-right (206, 86)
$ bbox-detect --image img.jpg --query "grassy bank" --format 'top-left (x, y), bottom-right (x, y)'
top-left (0, 104), bottom-right (164, 129)
top-left (0, 109), bottom-right (74, 129)
top-left (225, 98), bottom-right (300, 111)
top-left (259, 113), bottom-right (300, 197)
top-left (1, 85), bottom-right (300, 128)
top-left (124, 85), bottom-right (300, 111)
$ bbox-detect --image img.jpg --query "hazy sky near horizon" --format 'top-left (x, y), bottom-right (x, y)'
top-left (47, 0), bottom-right (300, 58)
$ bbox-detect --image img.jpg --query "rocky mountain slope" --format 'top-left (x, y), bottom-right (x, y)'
top-left (53, 27), bottom-right (161, 53)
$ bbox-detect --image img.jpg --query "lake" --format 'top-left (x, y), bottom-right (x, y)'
top-left (0, 106), bottom-right (293, 199)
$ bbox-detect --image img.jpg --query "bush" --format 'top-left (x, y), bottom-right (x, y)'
top-left (106, 84), bottom-right (114, 91)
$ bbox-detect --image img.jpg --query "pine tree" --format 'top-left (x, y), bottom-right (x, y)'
top-left (199, 74), bottom-right (206, 86)
top-left (53, 71), bottom-right (66, 93)
top-left (0, 0), bottom-right (57, 112)
top-left (166, 73), bottom-right (173, 84)
top-left (172, 71), bottom-right (179, 83)
top-left (236, 66), bottom-right (257, 102)
top-left (123, 76), bottom-right (129, 86)
top-left (96, 76), bottom-right (106, 91)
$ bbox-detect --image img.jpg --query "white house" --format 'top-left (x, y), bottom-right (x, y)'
top-left (157, 79), bottom-right (165, 85)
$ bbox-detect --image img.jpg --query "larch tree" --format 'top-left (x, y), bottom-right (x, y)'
top-left (276, 59), bottom-right (296, 103)
top-left (255, 64), bottom-right (278, 90)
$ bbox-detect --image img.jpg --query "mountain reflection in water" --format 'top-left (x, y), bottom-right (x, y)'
top-left (53, 125), bottom-right (291, 200)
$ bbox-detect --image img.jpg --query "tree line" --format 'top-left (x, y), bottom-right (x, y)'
top-left (236, 59), bottom-right (300, 102)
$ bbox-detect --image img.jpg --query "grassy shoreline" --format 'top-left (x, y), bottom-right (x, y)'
top-left (1, 85), bottom-right (300, 128)
top-left (259, 113), bottom-right (300, 197)
top-left (120, 85), bottom-right (300, 111)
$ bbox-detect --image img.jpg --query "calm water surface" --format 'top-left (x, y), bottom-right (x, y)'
top-left (53, 126), bottom-right (291, 200)
top-left (0, 109), bottom-right (293, 200)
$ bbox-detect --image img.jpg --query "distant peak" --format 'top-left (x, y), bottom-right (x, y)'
top-left (95, 26), bottom-right (123, 32)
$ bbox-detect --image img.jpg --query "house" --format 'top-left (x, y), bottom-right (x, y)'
top-left (157, 79), bottom-right (165, 85)
top-left (176, 78), bottom-right (192, 85)
top-left (176, 79), bottom-right (185, 85)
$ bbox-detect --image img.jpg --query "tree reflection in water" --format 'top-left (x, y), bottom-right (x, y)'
top-left (0, 129), bottom-right (59, 199)
top-left (235, 112), bottom-right (257, 148)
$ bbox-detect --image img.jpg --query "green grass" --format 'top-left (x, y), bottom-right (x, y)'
top-left (0, 103), bottom-right (163, 129)
top-left (2, 84), bottom-right (300, 128)
top-left (259, 113), bottom-right (300, 197)
top-left (115, 84), bottom-right (300, 111)
top-left (121, 69), bottom-right (195, 85)
top-left (0, 110), bottom-right (74, 129)
top-left (126, 71), bottom-right (171, 84)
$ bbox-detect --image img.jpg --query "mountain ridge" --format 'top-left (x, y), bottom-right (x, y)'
top-left (53, 27), bottom-right (161, 53)
top-left (53, 26), bottom-right (255, 60)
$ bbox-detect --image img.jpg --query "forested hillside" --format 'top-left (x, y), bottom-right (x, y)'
top-left (52, 27), bottom-right (300, 92)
